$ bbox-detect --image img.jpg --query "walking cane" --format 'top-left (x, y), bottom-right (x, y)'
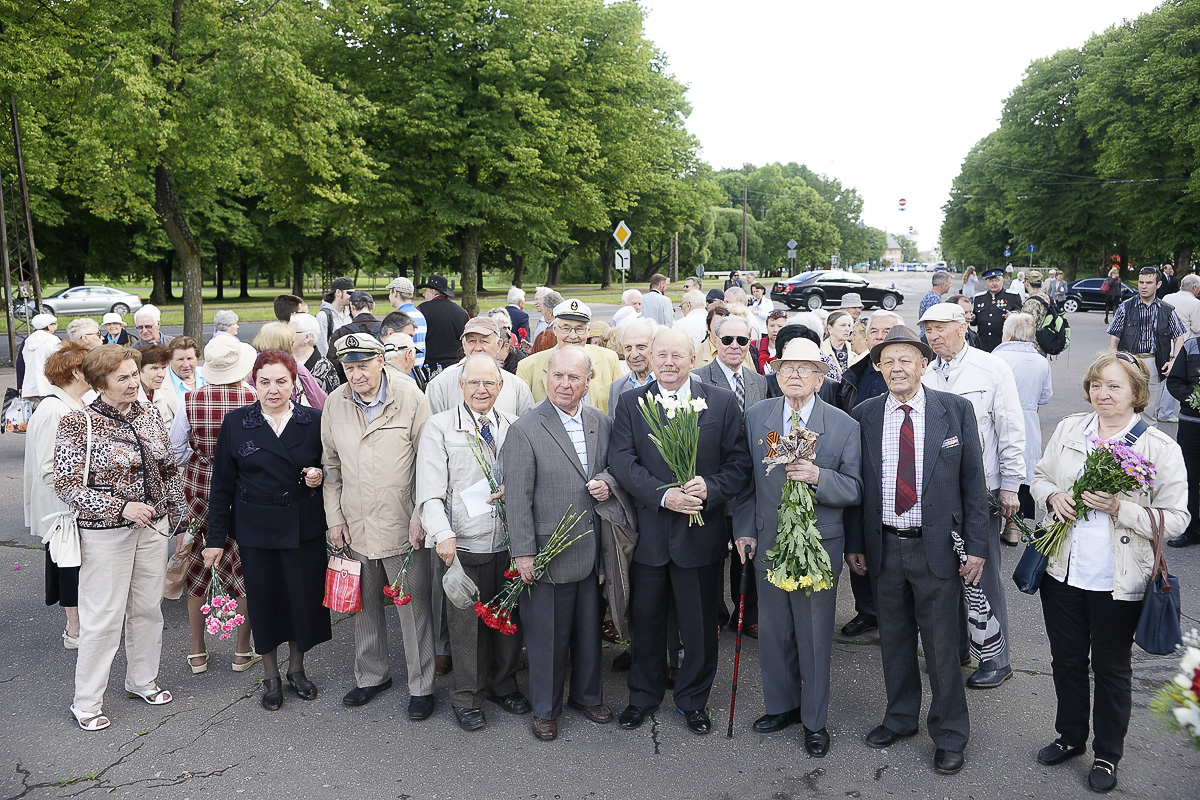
top-left (727, 544), bottom-right (753, 738)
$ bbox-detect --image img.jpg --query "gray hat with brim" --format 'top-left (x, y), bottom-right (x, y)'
top-left (869, 324), bottom-right (935, 365)
top-left (335, 333), bottom-right (385, 363)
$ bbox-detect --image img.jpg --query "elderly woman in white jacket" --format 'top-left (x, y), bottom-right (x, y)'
top-left (22, 313), bottom-right (63, 399)
top-left (415, 353), bottom-right (529, 730)
top-left (1030, 351), bottom-right (1188, 794)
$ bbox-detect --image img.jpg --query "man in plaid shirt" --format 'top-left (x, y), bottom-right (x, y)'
top-left (1108, 266), bottom-right (1187, 425)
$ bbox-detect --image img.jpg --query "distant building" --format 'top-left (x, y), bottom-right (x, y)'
top-left (885, 234), bottom-right (903, 265)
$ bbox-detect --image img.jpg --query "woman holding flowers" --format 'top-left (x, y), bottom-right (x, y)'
top-left (733, 336), bottom-right (861, 757)
top-left (207, 350), bottom-right (330, 711)
top-left (1030, 351), bottom-right (1188, 793)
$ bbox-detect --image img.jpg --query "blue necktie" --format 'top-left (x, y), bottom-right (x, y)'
top-left (479, 418), bottom-right (496, 456)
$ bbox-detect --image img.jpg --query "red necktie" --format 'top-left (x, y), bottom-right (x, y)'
top-left (895, 404), bottom-right (917, 515)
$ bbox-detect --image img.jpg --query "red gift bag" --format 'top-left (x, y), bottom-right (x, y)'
top-left (324, 551), bottom-right (362, 613)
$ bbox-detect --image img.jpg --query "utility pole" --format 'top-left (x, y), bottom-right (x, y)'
top-left (740, 188), bottom-right (748, 272)
top-left (2, 95), bottom-right (43, 363)
top-left (669, 232), bottom-right (679, 281)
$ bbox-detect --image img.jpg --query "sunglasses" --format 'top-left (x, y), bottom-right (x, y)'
top-left (719, 335), bottom-right (750, 346)
top-left (135, 324), bottom-right (156, 330)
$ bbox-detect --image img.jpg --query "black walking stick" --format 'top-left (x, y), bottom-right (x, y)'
top-left (727, 544), bottom-right (753, 738)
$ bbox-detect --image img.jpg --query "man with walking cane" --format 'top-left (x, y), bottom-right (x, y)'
top-left (727, 545), bottom-right (752, 739)
top-left (733, 337), bottom-right (862, 756)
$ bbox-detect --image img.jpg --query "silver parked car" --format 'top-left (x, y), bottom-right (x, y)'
top-left (17, 285), bottom-right (144, 318)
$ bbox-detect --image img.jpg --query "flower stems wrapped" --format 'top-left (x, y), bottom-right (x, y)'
top-left (761, 425), bottom-right (834, 595)
top-left (382, 548), bottom-right (416, 606)
top-left (464, 429), bottom-right (509, 549)
top-left (475, 506), bottom-right (588, 635)
top-left (201, 566), bottom-right (245, 640)
top-left (637, 392), bottom-right (707, 526)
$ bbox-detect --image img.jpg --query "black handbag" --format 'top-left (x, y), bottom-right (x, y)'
top-left (1134, 507), bottom-right (1184, 656)
top-left (1012, 530), bottom-right (1049, 595)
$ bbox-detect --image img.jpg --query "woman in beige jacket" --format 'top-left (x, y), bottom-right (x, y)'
top-left (1030, 351), bottom-right (1187, 793)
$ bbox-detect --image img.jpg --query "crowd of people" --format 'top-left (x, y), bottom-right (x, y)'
top-left (17, 266), bottom-right (1194, 795)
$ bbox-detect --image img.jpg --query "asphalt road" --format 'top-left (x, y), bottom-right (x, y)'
top-left (0, 283), bottom-right (1198, 799)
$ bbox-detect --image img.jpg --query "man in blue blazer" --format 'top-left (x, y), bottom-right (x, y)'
top-left (845, 325), bottom-right (988, 776)
top-left (609, 328), bottom-right (752, 736)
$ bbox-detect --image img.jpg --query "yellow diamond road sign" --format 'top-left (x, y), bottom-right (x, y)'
top-left (613, 220), bottom-right (632, 248)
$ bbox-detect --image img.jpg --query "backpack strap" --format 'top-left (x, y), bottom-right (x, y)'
top-left (1124, 419), bottom-right (1148, 446)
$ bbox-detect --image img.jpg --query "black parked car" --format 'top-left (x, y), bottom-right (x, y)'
top-left (1062, 277), bottom-right (1136, 313)
top-left (770, 270), bottom-right (903, 311)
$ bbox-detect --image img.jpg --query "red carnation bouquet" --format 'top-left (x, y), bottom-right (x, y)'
top-left (475, 506), bottom-right (587, 635)
top-left (381, 548), bottom-right (417, 606)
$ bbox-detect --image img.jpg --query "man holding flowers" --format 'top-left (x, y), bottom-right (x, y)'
top-left (610, 328), bottom-right (752, 736)
top-left (416, 354), bottom-right (529, 731)
top-left (732, 336), bottom-right (862, 756)
top-left (502, 347), bottom-right (614, 741)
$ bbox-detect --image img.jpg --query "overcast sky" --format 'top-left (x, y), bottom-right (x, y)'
top-left (641, 0), bottom-right (1164, 255)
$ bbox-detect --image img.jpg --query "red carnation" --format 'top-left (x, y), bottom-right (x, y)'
top-left (382, 586), bottom-right (400, 598)
top-left (1192, 667), bottom-right (1200, 696)
top-left (397, 593), bottom-right (412, 606)
top-left (500, 622), bottom-right (518, 636)
top-left (503, 567), bottom-right (519, 579)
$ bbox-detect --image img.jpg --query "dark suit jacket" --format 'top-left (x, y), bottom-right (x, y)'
top-left (502, 400), bottom-right (611, 584)
top-left (207, 403), bottom-right (327, 550)
top-left (845, 387), bottom-right (988, 579)
top-left (735, 396), bottom-right (861, 573)
top-left (609, 378), bottom-right (752, 568)
top-left (693, 359), bottom-right (767, 412)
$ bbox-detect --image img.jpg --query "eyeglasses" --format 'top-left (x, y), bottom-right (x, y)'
top-left (135, 324), bottom-right (156, 330)
top-left (719, 335), bottom-right (750, 347)
top-left (555, 324), bottom-right (588, 335)
top-left (1138, 267), bottom-right (1158, 275)
top-left (463, 379), bottom-right (499, 390)
top-left (767, 310), bottom-right (788, 319)
top-left (776, 365), bottom-right (821, 377)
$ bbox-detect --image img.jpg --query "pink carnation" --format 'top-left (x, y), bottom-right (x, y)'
top-left (223, 600), bottom-right (238, 613)
top-left (200, 604), bottom-right (211, 615)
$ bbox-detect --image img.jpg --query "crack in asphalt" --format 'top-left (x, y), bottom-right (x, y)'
top-left (117, 707), bottom-right (192, 752)
top-left (649, 710), bottom-right (660, 755)
top-left (63, 763), bottom-right (237, 797)
top-left (161, 688), bottom-right (255, 756)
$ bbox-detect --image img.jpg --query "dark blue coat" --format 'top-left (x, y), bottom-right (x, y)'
top-left (207, 403), bottom-right (327, 550)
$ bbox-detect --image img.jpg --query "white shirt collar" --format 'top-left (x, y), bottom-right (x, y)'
top-left (553, 403), bottom-right (584, 426)
top-left (656, 375), bottom-right (692, 401)
top-left (715, 359), bottom-right (741, 388)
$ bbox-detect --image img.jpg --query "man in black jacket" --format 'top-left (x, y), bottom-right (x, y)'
top-left (417, 274), bottom-right (470, 370)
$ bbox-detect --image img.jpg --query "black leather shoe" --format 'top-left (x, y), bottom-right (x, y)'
top-left (678, 707), bottom-right (711, 735)
top-left (453, 706), bottom-right (486, 731)
top-left (261, 677), bottom-right (283, 711)
top-left (753, 709), bottom-right (800, 733)
top-left (866, 724), bottom-right (917, 749)
top-left (966, 665), bottom-right (1013, 689)
top-left (1038, 740), bottom-right (1085, 766)
top-left (1088, 759), bottom-right (1117, 793)
top-left (804, 726), bottom-right (830, 757)
top-left (618, 704), bottom-right (657, 729)
top-left (408, 694), bottom-right (435, 721)
top-left (342, 678), bottom-right (393, 707)
top-left (935, 748), bottom-right (964, 775)
top-left (612, 650), bottom-right (632, 671)
top-left (487, 691), bottom-right (531, 715)
top-left (286, 670), bottom-right (318, 701)
top-left (1168, 531), bottom-right (1200, 548)
top-left (841, 613), bottom-right (878, 637)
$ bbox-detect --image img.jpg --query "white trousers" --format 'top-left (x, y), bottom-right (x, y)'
top-left (73, 521), bottom-right (168, 714)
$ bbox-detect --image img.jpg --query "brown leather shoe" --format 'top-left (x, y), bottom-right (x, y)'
top-left (567, 699), bottom-right (613, 724)
top-left (744, 623), bottom-right (759, 639)
top-left (435, 655), bottom-right (453, 676)
top-left (532, 716), bottom-right (558, 741)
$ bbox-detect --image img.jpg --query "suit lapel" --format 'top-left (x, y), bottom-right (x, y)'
top-left (861, 399), bottom-right (884, 479)
top-left (583, 407), bottom-right (601, 481)
top-left (806, 396), bottom-right (826, 436)
top-left (540, 403), bottom-right (587, 479)
top-left (922, 391), bottom-right (950, 485)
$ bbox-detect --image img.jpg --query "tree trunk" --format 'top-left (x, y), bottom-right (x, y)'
top-left (413, 252), bottom-right (424, 287)
top-left (150, 256), bottom-right (167, 305)
top-left (1175, 245), bottom-right (1193, 275)
top-left (214, 248), bottom-right (225, 300)
top-left (155, 163), bottom-right (202, 341)
top-left (512, 254), bottom-right (526, 288)
top-left (1064, 255), bottom-right (1078, 282)
top-left (600, 243), bottom-right (613, 289)
top-left (291, 251), bottom-right (305, 297)
top-left (238, 252), bottom-right (250, 298)
top-left (266, 271), bottom-right (274, 288)
top-left (546, 256), bottom-right (562, 287)
top-left (459, 226), bottom-right (480, 316)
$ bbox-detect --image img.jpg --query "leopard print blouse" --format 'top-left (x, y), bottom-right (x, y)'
top-left (54, 398), bottom-right (186, 530)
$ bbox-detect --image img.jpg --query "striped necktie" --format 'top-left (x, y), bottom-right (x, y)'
top-left (895, 404), bottom-right (917, 515)
top-left (734, 370), bottom-right (745, 412)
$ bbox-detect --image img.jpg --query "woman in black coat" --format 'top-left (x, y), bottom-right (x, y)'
top-left (205, 350), bottom-right (331, 711)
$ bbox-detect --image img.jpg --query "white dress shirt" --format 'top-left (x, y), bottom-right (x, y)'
top-left (553, 404), bottom-right (588, 473)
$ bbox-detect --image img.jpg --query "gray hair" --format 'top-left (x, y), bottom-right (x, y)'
top-left (1003, 312), bottom-right (1036, 343)
top-left (867, 310), bottom-right (904, 332)
top-left (506, 286), bottom-right (525, 305)
top-left (458, 352), bottom-right (503, 382)
top-left (682, 289), bottom-right (706, 308)
top-left (67, 317), bottom-right (99, 340)
top-left (288, 312), bottom-right (320, 343)
top-left (714, 315), bottom-right (750, 338)
top-left (621, 288), bottom-right (643, 305)
top-left (547, 344), bottom-right (593, 375)
top-left (134, 304), bottom-right (161, 323)
top-left (543, 290), bottom-right (565, 309)
top-left (213, 309), bottom-right (239, 331)
top-left (931, 272), bottom-right (951, 288)
top-left (791, 311), bottom-right (824, 337)
top-left (621, 318), bottom-right (656, 343)
top-left (487, 307), bottom-right (513, 327)
top-left (1182, 274), bottom-right (1200, 292)
top-left (724, 286), bottom-right (748, 305)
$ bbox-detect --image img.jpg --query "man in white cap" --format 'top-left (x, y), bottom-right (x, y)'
top-left (386, 277), bottom-right (427, 368)
top-left (919, 301), bottom-right (1025, 690)
top-left (839, 293), bottom-right (865, 322)
top-left (101, 312), bottom-right (134, 346)
top-left (322, 332), bottom-right (438, 720)
top-left (21, 313), bottom-right (62, 399)
top-left (384, 332), bottom-right (418, 379)
top-left (515, 299), bottom-right (623, 413)
top-left (426, 317), bottom-right (533, 416)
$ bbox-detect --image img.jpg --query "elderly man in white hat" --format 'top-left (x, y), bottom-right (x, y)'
top-left (100, 313), bottom-right (134, 346)
top-left (919, 301), bottom-right (1025, 690)
top-left (515, 299), bottom-right (623, 413)
top-left (734, 335), bottom-right (862, 756)
top-left (21, 313), bottom-right (62, 399)
top-left (839, 293), bottom-right (865, 322)
top-left (386, 277), bottom-right (427, 368)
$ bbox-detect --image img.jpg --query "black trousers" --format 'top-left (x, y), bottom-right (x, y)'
top-left (1039, 575), bottom-right (1142, 764)
top-left (628, 560), bottom-right (722, 711)
top-left (725, 513), bottom-right (757, 627)
top-left (1176, 422), bottom-right (1200, 538)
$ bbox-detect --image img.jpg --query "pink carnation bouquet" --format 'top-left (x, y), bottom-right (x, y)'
top-left (201, 566), bottom-right (245, 641)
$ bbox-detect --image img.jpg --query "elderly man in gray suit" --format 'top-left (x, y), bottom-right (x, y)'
top-left (845, 326), bottom-right (989, 776)
top-left (733, 336), bottom-right (861, 756)
top-left (502, 347), bottom-right (614, 742)
top-left (694, 314), bottom-right (767, 632)
top-left (608, 318), bottom-right (657, 414)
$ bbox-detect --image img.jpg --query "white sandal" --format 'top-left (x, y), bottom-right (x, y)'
top-left (188, 652), bottom-right (209, 674)
top-left (232, 650), bottom-right (262, 672)
top-left (125, 685), bottom-right (173, 705)
top-left (62, 629), bottom-right (79, 650)
top-left (70, 706), bottom-right (110, 731)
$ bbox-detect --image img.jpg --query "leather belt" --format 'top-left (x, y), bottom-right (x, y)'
top-left (882, 524), bottom-right (922, 539)
top-left (239, 487), bottom-right (293, 507)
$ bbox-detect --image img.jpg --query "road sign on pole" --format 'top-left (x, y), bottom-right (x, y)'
top-left (615, 248), bottom-right (630, 291)
top-left (786, 238), bottom-right (798, 250)
top-left (831, 253), bottom-right (840, 269)
top-left (613, 221), bottom-right (632, 248)
top-left (1004, 248), bottom-right (1012, 258)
